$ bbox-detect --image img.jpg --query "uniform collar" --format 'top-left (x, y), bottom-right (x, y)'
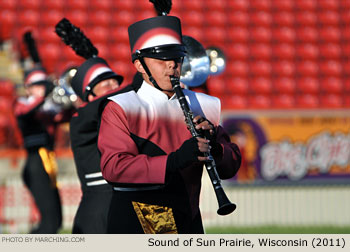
top-left (138, 80), bottom-right (177, 101)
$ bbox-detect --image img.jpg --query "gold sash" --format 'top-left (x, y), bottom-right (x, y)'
top-left (38, 147), bottom-right (58, 187)
top-left (132, 201), bottom-right (178, 234)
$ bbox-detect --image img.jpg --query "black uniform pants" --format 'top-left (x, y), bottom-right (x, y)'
top-left (72, 190), bottom-right (113, 234)
top-left (22, 151), bottom-right (62, 233)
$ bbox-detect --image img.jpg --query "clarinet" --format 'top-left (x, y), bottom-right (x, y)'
top-left (170, 75), bottom-right (236, 215)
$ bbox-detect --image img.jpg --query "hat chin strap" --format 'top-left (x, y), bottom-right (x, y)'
top-left (136, 51), bottom-right (164, 92)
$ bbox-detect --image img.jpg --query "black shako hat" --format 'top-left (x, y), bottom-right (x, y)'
top-left (128, 15), bottom-right (186, 62)
top-left (24, 66), bottom-right (51, 87)
top-left (71, 57), bottom-right (124, 102)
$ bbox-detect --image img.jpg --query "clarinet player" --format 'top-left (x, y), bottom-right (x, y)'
top-left (97, 13), bottom-right (241, 233)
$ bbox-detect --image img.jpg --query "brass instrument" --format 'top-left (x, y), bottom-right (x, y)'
top-left (51, 66), bottom-right (78, 109)
top-left (41, 66), bottom-right (78, 114)
top-left (180, 36), bottom-right (226, 88)
top-left (206, 46), bottom-right (226, 75)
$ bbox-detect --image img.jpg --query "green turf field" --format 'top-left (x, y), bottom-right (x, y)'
top-left (205, 226), bottom-right (350, 234)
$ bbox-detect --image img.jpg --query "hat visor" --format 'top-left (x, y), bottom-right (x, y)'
top-left (132, 44), bottom-right (187, 61)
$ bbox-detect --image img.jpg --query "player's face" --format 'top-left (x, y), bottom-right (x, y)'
top-left (137, 57), bottom-right (182, 97)
top-left (92, 78), bottom-right (120, 97)
top-left (26, 84), bottom-right (45, 98)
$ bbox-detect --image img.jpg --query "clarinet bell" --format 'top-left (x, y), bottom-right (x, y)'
top-left (215, 187), bottom-right (237, 216)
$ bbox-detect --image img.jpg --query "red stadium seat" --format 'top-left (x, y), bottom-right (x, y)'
top-left (87, 26), bottom-right (109, 44)
top-left (41, 10), bottom-right (64, 27)
top-left (250, 0), bottom-right (271, 11)
top-left (65, 10), bottom-right (88, 28)
top-left (112, 10), bottom-right (135, 26)
top-left (17, 10), bottom-right (40, 27)
top-left (182, 11), bottom-right (205, 27)
top-left (109, 60), bottom-right (133, 79)
top-left (227, 27), bottom-right (249, 42)
top-left (319, 61), bottom-right (342, 76)
top-left (296, 27), bottom-right (318, 43)
top-left (340, 0), bottom-right (350, 9)
top-left (295, 0), bottom-right (317, 11)
top-left (273, 43), bottom-right (295, 59)
top-left (0, 10), bottom-right (15, 40)
top-left (42, 0), bottom-right (64, 10)
top-left (66, 0), bottom-right (88, 10)
top-left (250, 77), bottom-right (272, 94)
top-left (296, 61), bottom-right (319, 76)
top-left (345, 79), bottom-right (350, 92)
top-left (228, 12), bottom-right (249, 26)
top-left (110, 26), bottom-right (129, 43)
top-left (39, 27), bottom-right (60, 43)
top-left (296, 44), bottom-right (318, 60)
top-left (226, 77), bottom-right (248, 95)
top-left (93, 43), bottom-right (109, 59)
top-left (272, 94), bottom-right (295, 109)
top-left (205, 11), bottom-right (227, 27)
top-left (226, 43), bottom-right (249, 60)
top-left (320, 94), bottom-right (343, 108)
top-left (273, 60), bottom-right (295, 77)
top-left (341, 10), bottom-right (350, 24)
top-left (135, 10), bottom-right (155, 21)
top-left (90, 0), bottom-right (112, 11)
top-left (320, 77), bottom-right (343, 94)
top-left (62, 45), bottom-right (82, 62)
top-left (274, 77), bottom-right (296, 94)
top-left (250, 27), bottom-right (272, 42)
top-left (89, 10), bottom-right (112, 27)
top-left (295, 11), bottom-right (317, 26)
top-left (319, 27), bottom-right (341, 42)
top-left (272, 27), bottom-right (296, 43)
top-left (206, 0), bottom-right (226, 11)
top-left (206, 77), bottom-right (226, 96)
top-left (227, 0), bottom-right (249, 11)
top-left (296, 77), bottom-right (319, 94)
top-left (221, 95), bottom-right (247, 110)
top-left (221, 95), bottom-right (248, 110)
top-left (319, 0), bottom-right (339, 10)
top-left (296, 94), bottom-right (319, 108)
top-left (250, 11), bottom-right (272, 26)
top-left (271, 0), bottom-right (294, 11)
top-left (204, 27), bottom-right (226, 43)
top-left (273, 12), bottom-right (294, 27)
top-left (248, 95), bottom-right (271, 109)
top-left (109, 42), bottom-right (131, 61)
top-left (39, 43), bottom-right (61, 68)
top-left (343, 28), bottom-right (350, 41)
top-left (135, 0), bottom-right (156, 10)
top-left (344, 94), bottom-right (350, 108)
top-left (18, 0), bottom-right (40, 10)
top-left (226, 61), bottom-right (248, 77)
top-left (182, 0), bottom-right (203, 11)
top-left (250, 61), bottom-right (272, 76)
top-left (182, 26), bottom-right (203, 41)
top-left (0, 0), bottom-right (16, 10)
top-left (318, 11), bottom-right (340, 25)
top-left (250, 43), bottom-right (271, 60)
top-left (319, 43), bottom-right (341, 59)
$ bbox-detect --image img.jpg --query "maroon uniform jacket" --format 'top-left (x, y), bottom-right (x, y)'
top-left (98, 82), bottom-right (241, 218)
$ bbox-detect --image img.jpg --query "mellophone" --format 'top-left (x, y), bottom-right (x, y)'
top-left (170, 75), bottom-right (236, 215)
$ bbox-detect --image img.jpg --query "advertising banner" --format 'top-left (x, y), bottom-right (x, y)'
top-left (221, 110), bottom-right (350, 185)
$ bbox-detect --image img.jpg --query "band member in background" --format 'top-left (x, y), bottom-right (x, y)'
top-left (97, 14), bottom-right (241, 234)
top-left (69, 57), bottom-right (142, 233)
top-left (14, 66), bottom-right (66, 233)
